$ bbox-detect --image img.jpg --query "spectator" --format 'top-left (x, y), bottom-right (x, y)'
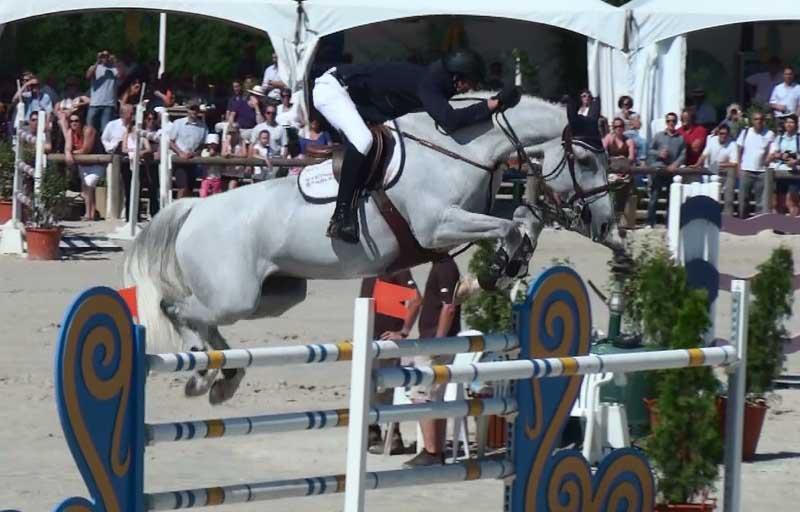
top-left (225, 80), bottom-right (257, 137)
top-left (60, 109), bottom-right (103, 220)
top-left (736, 111), bottom-right (775, 217)
top-left (222, 122), bottom-right (248, 190)
top-left (55, 76), bottom-right (90, 115)
top-left (261, 52), bottom-right (287, 102)
top-left (151, 73), bottom-right (175, 110)
top-left (403, 256), bottom-right (461, 468)
top-left (767, 113), bottom-right (800, 216)
top-left (140, 111), bottom-right (161, 217)
top-left (603, 117), bottom-right (636, 163)
top-left (646, 112), bottom-right (686, 227)
top-left (275, 88), bottom-right (303, 129)
top-left (118, 76), bottom-right (143, 107)
top-left (616, 95), bottom-right (636, 130)
top-left (624, 114), bottom-right (647, 165)
top-left (87, 50), bottom-right (122, 133)
top-left (577, 89), bottom-right (593, 117)
top-left (199, 134), bottom-right (224, 198)
top-left (249, 129), bottom-right (273, 181)
top-left (250, 104), bottom-right (286, 156)
top-left (12, 76), bottom-right (53, 121)
top-left (169, 99), bottom-right (208, 198)
top-left (746, 57), bottom-right (782, 106)
top-left (121, 112), bottom-right (152, 221)
top-left (26, 111), bottom-right (52, 152)
top-left (697, 123), bottom-right (738, 175)
top-left (769, 66), bottom-right (800, 119)
top-left (360, 270), bottom-right (421, 455)
top-left (691, 88), bottom-right (717, 128)
top-left (678, 108), bottom-right (708, 167)
top-left (717, 103), bottom-right (743, 139)
top-left (485, 61), bottom-right (504, 90)
top-left (299, 117), bottom-right (332, 154)
top-left (101, 104), bottom-right (134, 220)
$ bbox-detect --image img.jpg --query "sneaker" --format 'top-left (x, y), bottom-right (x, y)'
top-left (402, 449), bottom-right (444, 468)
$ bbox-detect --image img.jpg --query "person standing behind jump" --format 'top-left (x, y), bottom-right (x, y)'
top-left (312, 50), bottom-right (520, 244)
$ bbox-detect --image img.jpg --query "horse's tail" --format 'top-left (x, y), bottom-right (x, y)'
top-left (123, 199), bottom-right (197, 354)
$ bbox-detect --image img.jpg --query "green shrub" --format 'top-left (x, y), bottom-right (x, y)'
top-left (0, 140), bottom-right (14, 199)
top-left (29, 166), bottom-right (69, 229)
top-left (747, 247), bottom-right (794, 397)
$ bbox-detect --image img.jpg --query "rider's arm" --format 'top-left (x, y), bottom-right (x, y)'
top-left (417, 78), bottom-right (491, 133)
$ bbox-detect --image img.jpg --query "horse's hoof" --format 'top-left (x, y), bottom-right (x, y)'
top-left (184, 375), bottom-right (212, 398)
top-left (208, 371), bottom-right (244, 405)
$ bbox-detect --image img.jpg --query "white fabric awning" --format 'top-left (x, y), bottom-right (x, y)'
top-left (629, 0), bottom-right (800, 49)
top-left (300, 0), bottom-right (627, 49)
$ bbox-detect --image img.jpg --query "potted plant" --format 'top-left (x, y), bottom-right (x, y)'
top-left (0, 140), bottom-right (14, 223)
top-left (26, 166), bottom-right (69, 260)
top-left (626, 246), bottom-right (722, 510)
top-left (718, 247), bottom-right (794, 460)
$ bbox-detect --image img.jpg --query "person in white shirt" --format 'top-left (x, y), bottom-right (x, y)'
top-left (767, 113), bottom-right (800, 216)
top-left (736, 112), bottom-right (775, 217)
top-left (697, 124), bottom-right (738, 174)
top-left (746, 57), bottom-right (782, 106)
top-left (275, 88), bottom-right (303, 129)
top-left (101, 104), bottom-right (135, 220)
top-left (261, 52), bottom-right (287, 102)
top-left (769, 66), bottom-right (800, 118)
top-left (249, 104), bottom-right (286, 156)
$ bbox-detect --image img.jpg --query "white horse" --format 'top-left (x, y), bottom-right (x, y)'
top-left (124, 93), bottom-right (621, 403)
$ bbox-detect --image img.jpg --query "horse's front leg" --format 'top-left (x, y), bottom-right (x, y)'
top-left (427, 206), bottom-right (531, 290)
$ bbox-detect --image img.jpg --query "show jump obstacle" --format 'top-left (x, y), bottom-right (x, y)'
top-left (53, 266), bottom-right (748, 511)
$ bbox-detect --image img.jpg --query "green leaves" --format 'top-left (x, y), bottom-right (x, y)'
top-left (463, 240), bottom-right (515, 333)
top-left (746, 247), bottom-right (794, 396)
top-left (0, 140), bottom-right (14, 198)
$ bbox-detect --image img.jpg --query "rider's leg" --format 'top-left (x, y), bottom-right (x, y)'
top-left (313, 71), bottom-right (373, 243)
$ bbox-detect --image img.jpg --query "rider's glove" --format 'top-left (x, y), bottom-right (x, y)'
top-left (494, 86), bottom-right (522, 111)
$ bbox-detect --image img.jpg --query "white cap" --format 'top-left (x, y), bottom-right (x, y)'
top-left (205, 133), bottom-right (220, 145)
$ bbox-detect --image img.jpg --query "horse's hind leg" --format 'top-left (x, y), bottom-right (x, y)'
top-left (178, 324), bottom-right (220, 398)
top-left (206, 326), bottom-right (245, 405)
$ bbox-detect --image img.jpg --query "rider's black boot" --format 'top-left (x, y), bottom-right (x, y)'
top-left (327, 142), bottom-right (366, 244)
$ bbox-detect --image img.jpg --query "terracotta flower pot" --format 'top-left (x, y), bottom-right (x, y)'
top-left (0, 199), bottom-right (12, 224)
top-left (656, 499), bottom-right (716, 511)
top-left (26, 227), bottom-right (62, 260)
top-left (717, 396), bottom-right (768, 461)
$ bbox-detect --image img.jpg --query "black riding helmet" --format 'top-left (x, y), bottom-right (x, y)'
top-left (442, 49), bottom-right (485, 84)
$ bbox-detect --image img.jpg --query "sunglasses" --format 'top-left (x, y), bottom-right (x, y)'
top-left (265, 111), bottom-right (276, 115)
top-left (613, 124), bottom-right (624, 129)
top-left (69, 118), bottom-right (80, 123)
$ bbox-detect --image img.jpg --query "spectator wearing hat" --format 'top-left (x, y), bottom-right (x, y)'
top-left (691, 88), bottom-right (717, 128)
top-left (717, 103), bottom-right (743, 139)
top-left (767, 113), bottom-right (800, 216)
top-left (169, 99), bottom-right (208, 198)
top-left (199, 134), bottom-right (224, 197)
top-left (769, 66), bottom-right (800, 119)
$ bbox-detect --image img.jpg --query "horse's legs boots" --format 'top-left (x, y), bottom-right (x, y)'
top-left (327, 141), bottom-right (365, 244)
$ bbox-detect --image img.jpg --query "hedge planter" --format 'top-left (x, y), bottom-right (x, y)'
top-left (26, 227), bottom-right (62, 260)
top-left (0, 199), bottom-right (11, 224)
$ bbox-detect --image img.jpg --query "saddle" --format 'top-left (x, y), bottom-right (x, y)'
top-left (302, 124), bottom-right (445, 272)
top-left (305, 124), bottom-right (395, 191)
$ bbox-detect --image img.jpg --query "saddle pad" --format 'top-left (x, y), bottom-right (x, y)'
top-left (297, 157), bottom-right (401, 203)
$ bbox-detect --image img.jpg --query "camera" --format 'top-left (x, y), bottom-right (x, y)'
top-left (782, 151), bottom-right (797, 161)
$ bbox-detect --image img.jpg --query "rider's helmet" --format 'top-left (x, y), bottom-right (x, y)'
top-left (443, 49), bottom-right (486, 84)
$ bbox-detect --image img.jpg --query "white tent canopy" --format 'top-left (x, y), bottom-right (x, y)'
top-left (628, 0), bottom-right (800, 50)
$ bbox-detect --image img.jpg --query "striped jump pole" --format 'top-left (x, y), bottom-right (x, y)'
top-left (146, 332), bottom-right (517, 373)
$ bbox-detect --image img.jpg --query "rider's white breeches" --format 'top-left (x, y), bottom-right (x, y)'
top-left (313, 70), bottom-right (373, 156)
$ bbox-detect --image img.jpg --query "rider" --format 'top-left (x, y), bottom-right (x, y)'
top-left (313, 49), bottom-right (521, 244)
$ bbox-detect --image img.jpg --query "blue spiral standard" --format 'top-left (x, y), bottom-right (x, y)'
top-left (507, 266), bottom-right (656, 512)
top-left (53, 286), bottom-right (146, 512)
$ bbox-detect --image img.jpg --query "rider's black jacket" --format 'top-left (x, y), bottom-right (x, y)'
top-left (333, 61), bottom-right (491, 132)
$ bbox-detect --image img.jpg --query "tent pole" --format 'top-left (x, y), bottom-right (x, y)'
top-left (158, 13), bottom-right (167, 78)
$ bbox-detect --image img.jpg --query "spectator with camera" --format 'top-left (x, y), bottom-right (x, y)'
top-left (86, 50), bottom-right (124, 133)
top-left (767, 113), bottom-right (800, 216)
top-left (12, 75), bottom-right (53, 121)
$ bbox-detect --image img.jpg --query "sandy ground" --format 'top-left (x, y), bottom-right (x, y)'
top-left (1, 220), bottom-right (799, 511)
